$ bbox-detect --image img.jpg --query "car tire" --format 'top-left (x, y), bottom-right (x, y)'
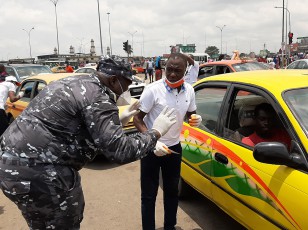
top-left (178, 176), bottom-right (192, 199)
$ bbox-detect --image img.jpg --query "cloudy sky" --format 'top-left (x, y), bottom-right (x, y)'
top-left (0, 0), bottom-right (306, 60)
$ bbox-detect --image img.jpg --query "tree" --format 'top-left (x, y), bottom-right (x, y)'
top-left (205, 46), bottom-right (219, 57)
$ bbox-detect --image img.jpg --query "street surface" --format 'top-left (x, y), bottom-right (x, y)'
top-left (0, 156), bottom-right (244, 230)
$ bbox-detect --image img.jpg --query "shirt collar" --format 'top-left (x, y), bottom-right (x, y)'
top-left (163, 79), bottom-right (186, 93)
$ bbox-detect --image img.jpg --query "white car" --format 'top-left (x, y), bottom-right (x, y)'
top-left (286, 59), bottom-right (308, 69)
top-left (129, 75), bottom-right (146, 99)
top-left (75, 66), bottom-right (145, 99)
top-left (74, 66), bottom-right (97, 74)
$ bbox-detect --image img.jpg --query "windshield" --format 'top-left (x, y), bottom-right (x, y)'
top-left (232, 62), bottom-right (270, 72)
top-left (284, 87), bottom-right (308, 135)
top-left (16, 66), bottom-right (52, 79)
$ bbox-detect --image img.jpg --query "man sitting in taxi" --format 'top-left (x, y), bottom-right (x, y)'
top-left (242, 103), bottom-right (291, 148)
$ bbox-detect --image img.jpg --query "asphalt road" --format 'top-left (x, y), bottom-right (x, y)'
top-left (0, 156), bottom-right (245, 230)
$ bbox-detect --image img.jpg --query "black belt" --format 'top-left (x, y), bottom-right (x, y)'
top-left (0, 152), bottom-right (37, 167)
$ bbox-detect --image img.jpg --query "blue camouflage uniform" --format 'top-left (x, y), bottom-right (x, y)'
top-left (0, 74), bottom-right (158, 229)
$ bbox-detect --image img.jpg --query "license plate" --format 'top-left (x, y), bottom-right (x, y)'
top-left (131, 87), bottom-right (143, 92)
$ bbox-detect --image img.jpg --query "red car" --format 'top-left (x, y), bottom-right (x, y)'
top-left (131, 64), bottom-right (144, 73)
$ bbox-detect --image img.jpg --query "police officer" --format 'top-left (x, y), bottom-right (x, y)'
top-left (0, 57), bottom-right (176, 229)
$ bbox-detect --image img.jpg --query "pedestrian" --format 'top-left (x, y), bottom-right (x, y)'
top-left (142, 59), bottom-right (148, 80)
top-left (65, 61), bottom-right (74, 73)
top-left (146, 58), bottom-right (155, 83)
top-left (0, 64), bottom-right (8, 82)
top-left (0, 57), bottom-right (177, 229)
top-left (154, 56), bottom-right (163, 81)
top-left (134, 53), bottom-right (202, 230)
top-left (184, 54), bottom-right (199, 85)
top-left (0, 76), bottom-right (23, 136)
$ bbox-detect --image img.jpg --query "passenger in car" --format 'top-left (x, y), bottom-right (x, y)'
top-left (242, 103), bottom-right (291, 148)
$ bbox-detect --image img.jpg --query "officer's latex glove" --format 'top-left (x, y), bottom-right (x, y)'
top-left (152, 106), bottom-right (176, 137)
top-left (119, 100), bottom-right (140, 126)
top-left (18, 91), bottom-right (24, 98)
top-left (154, 141), bottom-right (169, 157)
top-left (189, 114), bottom-right (202, 127)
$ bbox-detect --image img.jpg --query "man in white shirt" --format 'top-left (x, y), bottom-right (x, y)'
top-left (0, 76), bottom-right (22, 135)
top-left (146, 58), bottom-right (155, 83)
top-left (184, 54), bottom-right (199, 85)
top-left (134, 53), bottom-right (202, 230)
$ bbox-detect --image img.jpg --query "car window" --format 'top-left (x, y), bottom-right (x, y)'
top-left (16, 66), bottom-right (52, 79)
top-left (286, 61), bottom-right (298, 69)
top-left (5, 67), bottom-right (17, 77)
top-left (19, 81), bottom-right (35, 102)
top-left (195, 86), bottom-right (228, 133)
top-left (34, 82), bottom-right (47, 98)
top-left (198, 66), bottom-right (214, 79)
top-left (225, 89), bottom-right (291, 149)
top-left (232, 62), bottom-right (270, 72)
top-left (215, 66), bottom-right (225, 75)
top-left (284, 87), bottom-right (308, 135)
top-left (75, 68), bottom-right (87, 73)
top-left (297, 61), bottom-right (308, 69)
top-left (86, 68), bottom-right (96, 74)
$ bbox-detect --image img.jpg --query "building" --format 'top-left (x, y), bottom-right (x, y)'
top-left (37, 39), bottom-right (101, 67)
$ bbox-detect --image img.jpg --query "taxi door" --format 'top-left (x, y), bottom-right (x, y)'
top-left (180, 83), bottom-right (229, 203)
top-left (210, 85), bottom-right (308, 229)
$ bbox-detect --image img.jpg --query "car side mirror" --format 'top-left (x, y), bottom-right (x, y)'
top-left (253, 142), bottom-right (308, 170)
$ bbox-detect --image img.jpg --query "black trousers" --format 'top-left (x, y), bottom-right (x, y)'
top-left (141, 142), bottom-right (182, 230)
top-left (0, 109), bottom-right (8, 136)
top-left (0, 162), bottom-right (85, 230)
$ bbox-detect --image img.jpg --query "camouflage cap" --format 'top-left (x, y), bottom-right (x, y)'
top-left (97, 57), bottom-right (133, 81)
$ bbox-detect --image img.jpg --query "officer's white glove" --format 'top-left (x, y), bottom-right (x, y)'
top-left (152, 106), bottom-right (176, 137)
top-left (119, 100), bottom-right (140, 126)
top-left (18, 91), bottom-right (24, 98)
top-left (189, 114), bottom-right (202, 127)
top-left (154, 141), bottom-right (169, 157)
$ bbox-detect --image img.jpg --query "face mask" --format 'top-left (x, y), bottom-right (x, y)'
top-left (165, 77), bottom-right (184, 89)
top-left (116, 78), bottom-right (131, 106)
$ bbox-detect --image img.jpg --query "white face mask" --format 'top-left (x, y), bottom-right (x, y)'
top-left (116, 78), bottom-right (131, 106)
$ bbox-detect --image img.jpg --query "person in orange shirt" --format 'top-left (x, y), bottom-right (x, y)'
top-left (65, 62), bottom-right (74, 73)
top-left (242, 103), bottom-right (291, 149)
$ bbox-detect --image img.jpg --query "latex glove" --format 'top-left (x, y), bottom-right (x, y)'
top-left (154, 141), bottom-right (169, 157)
top-left (119, 100), bottom-right (140, 126)
top-left (189, 114), bottom-right (202, 127)
top-left (152, 106), bottom-right (176, 137)
top-left (18, 91), bottom-right (24, 98)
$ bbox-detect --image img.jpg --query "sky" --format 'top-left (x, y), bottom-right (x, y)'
top-left (0, 0), bottom-right (306, 60)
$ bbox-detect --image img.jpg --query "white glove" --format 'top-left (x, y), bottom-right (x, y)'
top-left (119, 100), bottom-right (140, 126)
top-left (154, 141), bottom-right (169, 157)
top-left (189, 114), bottom-right (202, 127)
top-left (18, 91), bottom-right (24, 98)
top-left (152, 106), bottom-right (176, 136)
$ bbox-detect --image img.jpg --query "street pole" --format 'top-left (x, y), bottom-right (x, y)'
top-left (282, 0), bottom-right (285, 68)
top-left (216, 25), bottom-right (226, 55)
top-left (22, 27), bottom-right (34, 59)
top-left (275, 2), bottom-right (290, 67)
top-left (97, 0), bottom-right (104, 55)
top-left (49, 0), bottom-right (60, 55)
top-left (107, 12), bottom-right (112, 56)
top-left (128, 31), bottom-right (137, 56)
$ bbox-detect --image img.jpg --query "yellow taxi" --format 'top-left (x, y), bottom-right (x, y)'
top-left (180, 70), bottom-right (308, 229)
top-left (6, 73), bottom-right (136, 134)
top-left (50, 66), bottom-right (67, 73)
